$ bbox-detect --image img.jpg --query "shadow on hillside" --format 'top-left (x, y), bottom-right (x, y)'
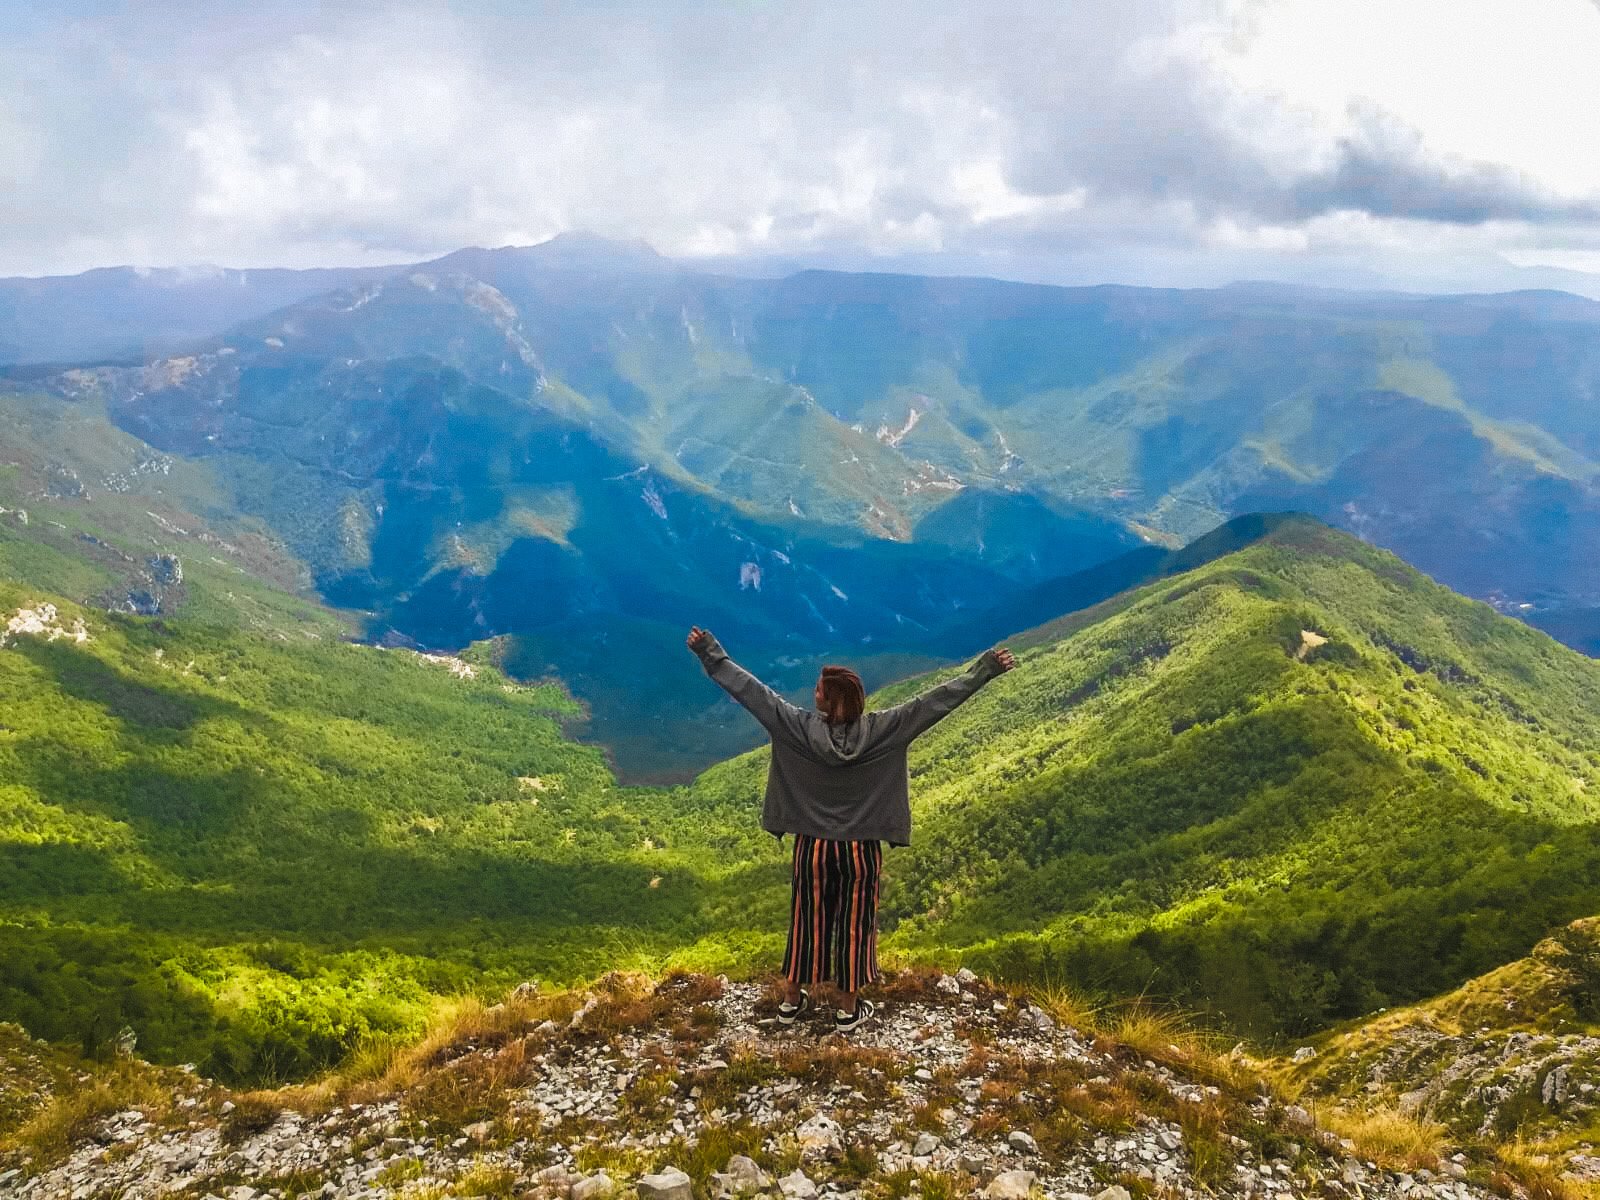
top-left (0, 841), bottom-right (130, 901)
top-left (6, 833), bottom-right (714, 939)
top-left (10, 638), bottom-right (256, 732)
top-left (10, 726), bottom-right (286, 836)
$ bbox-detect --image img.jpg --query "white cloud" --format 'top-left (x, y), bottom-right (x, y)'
top-left (2, 0), bottom-right (1599, 287)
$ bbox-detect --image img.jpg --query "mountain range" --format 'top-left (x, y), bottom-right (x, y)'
top-left (7, 236), bottom-right (1600, 781)
top-left (6, 515), bottom-right (1600, 1084)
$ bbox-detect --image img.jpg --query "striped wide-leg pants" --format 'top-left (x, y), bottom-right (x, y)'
top-left (781, 835), bottom-right (882, 992)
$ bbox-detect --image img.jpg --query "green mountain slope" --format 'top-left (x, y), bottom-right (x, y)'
top-left (16, 249), bottom-right (1600, 777)
top-left (0, 388), bottom-right (341, 639)
top-left (0, 580), bottom-right (774, 1083)
top-left (30, 252), bottom-right (1600, 630)
top-left (688, 517), bottom-right (1600, 1036)
top-left (8, 515), bottom-right (1600, 1086)
top-left (1276, 914), bottom-right (1600, 1166)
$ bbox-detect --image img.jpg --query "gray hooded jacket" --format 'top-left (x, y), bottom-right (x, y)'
top-left (693, 635), bottom-right (1007, 845)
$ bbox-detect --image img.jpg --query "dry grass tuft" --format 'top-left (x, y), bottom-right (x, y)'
top-left (1, 1058), bottom-right (175, 1173)
top-left (1493, 1142), bottom-right (1585, 1200)
top-left (693, 1049), bottom-right (783, 1111)
top-left (877, 966), bottom-right (949, 1003)
top-left (1314, 1104), bottom-right (1445, 1172)
top-left (619, 1064), bottom-right (681, 1124)
top-left (1176, 1096), bottom-right (1237, 1188)
top-left (220, 1092), bottom-right (282, 1146)
top-left (579, 971), bottom-right (724, 1044)
top-left (775, 1041), bottom-right (899, 1098)
top-left (292, 980), bottom-right (593, 1112)
top-left (401, 1035), bottom-right (532, 1135)
top-left (1092, 1002), bottom-right (1256, 1095)
top-left (1026, 979), bottom-right (1100, 1032)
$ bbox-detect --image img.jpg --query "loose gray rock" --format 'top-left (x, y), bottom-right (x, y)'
top-left (779, 1169), bottom-right (819, 1200)
top-left (639, 1167), bottom-right (694, 1200)
top-left (1546, 1064), bottom-right (1571, 1106)
top-left (1007, 1130), bottom-right (1039, 1154)
top-left (937, 975), bottom-right (962, 995)
top-left (722, 1155), bottom-right (771, 1192)
top-left (956, 967), bottom-right (978, 984)
top-left (1399, 1088), bottom-right (1430, 1116)
top-left (572, 1171), bottom-right (614, 1200)
top-left (796, 1113), bottom-right (842, 1155)
top-left (914, 1132), bottom-right (941, 1156)
top-left (1094, 1187), bottom-right (1132, 1200)
top-left (985, 1169), bottom-right (1037, 1199)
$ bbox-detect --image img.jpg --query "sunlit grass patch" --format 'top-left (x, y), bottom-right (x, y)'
top-left (1177, 1096), bottom-right (1238, 1188)
top-left (872, 1165), bottom-right (922, 1200)
top-left (1490, 1142), bottom-right (1587, 1200)
top-left (377, 1157), bottom-right (426, 1186)
top-left (0, 1057), bottom-right (179, 1174)
top-left (453, 1156), bottom-right (519, 1198)
top-left (1313, 1104), bottom-right (1445, 1172)
top-left (654, 1120), bottom-right (766, 1194)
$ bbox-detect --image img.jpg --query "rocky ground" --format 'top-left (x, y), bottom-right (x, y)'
top-left (1283, 917), bottom-right (1600, 1182)
top-left (1292, 1022), bottom-right (1600, 1146)
top-left (1, 971), bottom-right (1508, 1200)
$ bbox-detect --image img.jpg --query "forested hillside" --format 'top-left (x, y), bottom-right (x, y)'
top-left (0, 580), bottom-right (775, 1084)
top-left (6, 515), bottom-right (1600, 1086)
top-left (688, 517), bottom-right (1600, 1036)
top-left (14, 249), bottom-right (1600, 776)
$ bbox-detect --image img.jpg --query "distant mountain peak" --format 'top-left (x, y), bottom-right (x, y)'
top-left (532, 231), bottom-right (664, 261)
top-left (425, 233), bottom-right (672, 278)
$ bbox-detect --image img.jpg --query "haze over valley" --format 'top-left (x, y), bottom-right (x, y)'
top-left (8, 238), bottom-right (1600, 776)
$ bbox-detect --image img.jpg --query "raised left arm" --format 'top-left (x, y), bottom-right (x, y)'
top-left (872, 647), bottom-right (1014, 747)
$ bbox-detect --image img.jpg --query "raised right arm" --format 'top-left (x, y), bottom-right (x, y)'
top-left (688, 628), bottom-right (810, 744)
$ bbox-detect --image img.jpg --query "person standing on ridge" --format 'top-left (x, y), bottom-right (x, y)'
top-left (686, 626), bottom-right (1016, 1034)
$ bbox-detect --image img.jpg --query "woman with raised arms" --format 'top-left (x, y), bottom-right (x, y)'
top-left (686, 626), bottom-right (1015, 1034)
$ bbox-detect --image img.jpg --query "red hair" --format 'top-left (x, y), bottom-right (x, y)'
top-left (817, 665), bottom-right (865, 724)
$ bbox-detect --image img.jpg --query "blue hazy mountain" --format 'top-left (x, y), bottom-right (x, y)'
top-left (9, 237), bottom-right (1600, 774)
top-left (0, 262), bottom-right (401, 366)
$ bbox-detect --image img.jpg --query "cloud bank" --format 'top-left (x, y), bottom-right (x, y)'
top-left (4, 0), bottom-right (1600, 288)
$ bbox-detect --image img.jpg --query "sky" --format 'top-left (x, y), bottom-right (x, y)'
top-left (4, 0), bottom-right (1600, 293)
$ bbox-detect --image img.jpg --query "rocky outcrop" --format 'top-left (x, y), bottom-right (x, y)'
top-left (1287, 917), bottom-right (1600, 1151)
top-left (2, 973), bottom-right (1509, 1200)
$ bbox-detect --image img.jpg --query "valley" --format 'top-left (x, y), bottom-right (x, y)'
top-left (5, 516), bottom-right (1600, 1095)
top-left (10, 244), bottom-right (1600, 780)
top-left (9, 250), bottom-right (1600, 1198)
